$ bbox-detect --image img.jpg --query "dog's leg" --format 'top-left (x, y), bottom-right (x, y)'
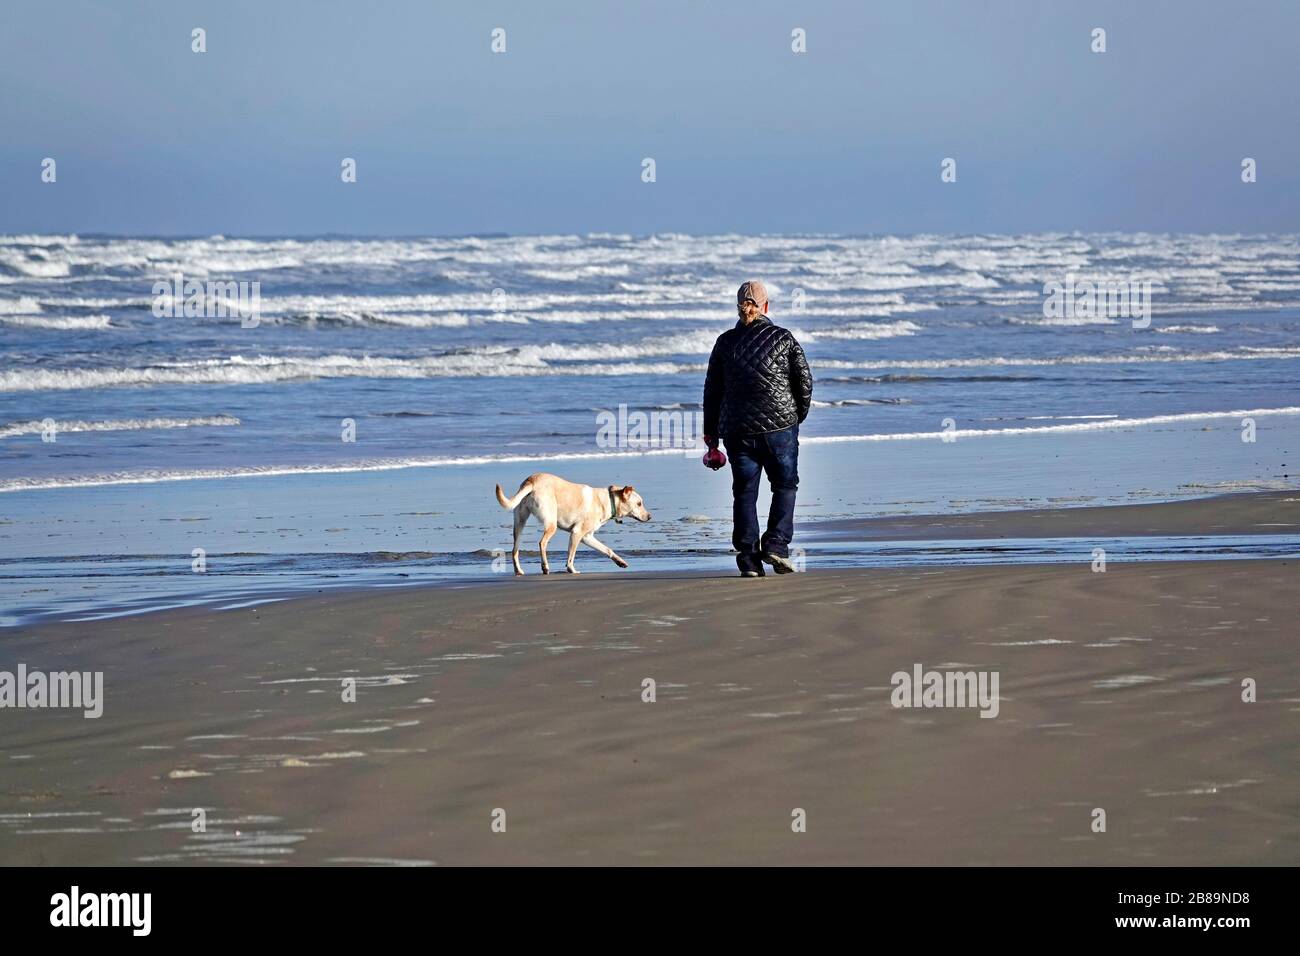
top-left (511, 508), bottom-right (528, 575)
top-left (564, 529), bottom-right (582, 573)
top-left (583, 532), bottom-right (629, 569)
top-left (539, 523), bottom-right (557, 574)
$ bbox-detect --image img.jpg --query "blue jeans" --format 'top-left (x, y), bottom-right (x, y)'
top-left (723, 424), bottom-right (799, 570)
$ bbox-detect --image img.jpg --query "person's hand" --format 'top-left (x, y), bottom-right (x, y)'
top-left (702, 436), bottom-right (726, 470)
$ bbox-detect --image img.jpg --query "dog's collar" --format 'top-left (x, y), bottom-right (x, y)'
top-left (608, 487), bottom-right (623, 524)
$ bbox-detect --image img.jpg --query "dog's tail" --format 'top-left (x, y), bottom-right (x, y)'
top-left (495, 480), bottom-right (534, 510)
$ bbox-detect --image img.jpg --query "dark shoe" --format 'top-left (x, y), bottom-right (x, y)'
top-left (740, 569), bottom-right (765, 578)
top-left (762, 552), bottom-right (796, 574)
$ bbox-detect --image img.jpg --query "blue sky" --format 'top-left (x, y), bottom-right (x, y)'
top-left (1, 0), bottom-right (1296, 235)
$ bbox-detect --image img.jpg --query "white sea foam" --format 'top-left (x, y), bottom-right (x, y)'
top-left (521, 324), bottom-right (917, 357)
top-left (5, 233), bottom-right (1297, 338)
top-left (797, 320), bottom-right (922, 340)
top-left (840, 272), bottom-right (1000, 292)
top-left (521, 330), bottom-right (721, 360)
top-left (801, 407), bottom-right (1300, 444)
top-left (1154, 324), bottom-right (1220, 334)
top-left (14, 295), bottom-right (136, 309)
top-left (0, 415), bottom-right (239, 439)
top-left (0, 234), bottom-right (81, 246)
top-left (0, 296), bottom-right (43, 314)
top-left (814, 347), bottom-right (1300, 372)
top-left (812, 398), bottom-right (908, 407)
top-left (1008, 315), bottom-right (1118, 327)
top-left (5, 406), bottom-right (1297, 493)
top-left (0, 253), bottom-right (71, 277)
top-left (0, 353), bottom-right (703, 392)
top-left (263, 303), bottom-right (937, 327)
top-left (0, 314), bottom-right (112, 330)
top-left (5, 343), bottom-right (1299, 393)
top-left (145, 287), bottom-right (937, 326)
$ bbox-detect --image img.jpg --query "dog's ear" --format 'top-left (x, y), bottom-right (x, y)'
top-left (620, 485), bottom-right (635, 499)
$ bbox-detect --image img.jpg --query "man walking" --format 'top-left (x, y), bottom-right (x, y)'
top-left (702, 280), bottom-right (813, 577)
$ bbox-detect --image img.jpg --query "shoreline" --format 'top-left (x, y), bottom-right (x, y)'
top-left (4, 489), bottom-right (1297, 629)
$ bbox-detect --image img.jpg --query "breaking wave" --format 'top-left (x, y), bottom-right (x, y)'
top-left (0, 314), bottom-right (112, 330)
top-left (5, 345), bottom-right (1299, 393)
top-left (5, 406), bottom-right (1297, 493)
top-left (0, 415), bottom-right (240, 439)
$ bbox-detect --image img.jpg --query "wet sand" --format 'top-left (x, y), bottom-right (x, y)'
top-left (3, 526), bottom-right (1297, 864)
top-left (813, 490), bottom-right (1300, 540)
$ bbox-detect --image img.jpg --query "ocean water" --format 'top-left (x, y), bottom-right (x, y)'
top-left (2, 233), bottom-right (1299, 623)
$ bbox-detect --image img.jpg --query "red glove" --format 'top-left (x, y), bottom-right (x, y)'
top-left (702, 435), bottom-right (726, 470)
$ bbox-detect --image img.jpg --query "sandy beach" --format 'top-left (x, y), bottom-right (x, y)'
top-left (2, 493), bottom-right (1296, 866)
top-left (6, 0), bottom-right (1300, 915)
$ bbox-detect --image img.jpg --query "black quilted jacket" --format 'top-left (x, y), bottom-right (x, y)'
top-left (703, 316), bottom-right (813, 438)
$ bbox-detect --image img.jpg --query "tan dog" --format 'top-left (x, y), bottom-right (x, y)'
top-left (495, 471), bottom-right (651, 575)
